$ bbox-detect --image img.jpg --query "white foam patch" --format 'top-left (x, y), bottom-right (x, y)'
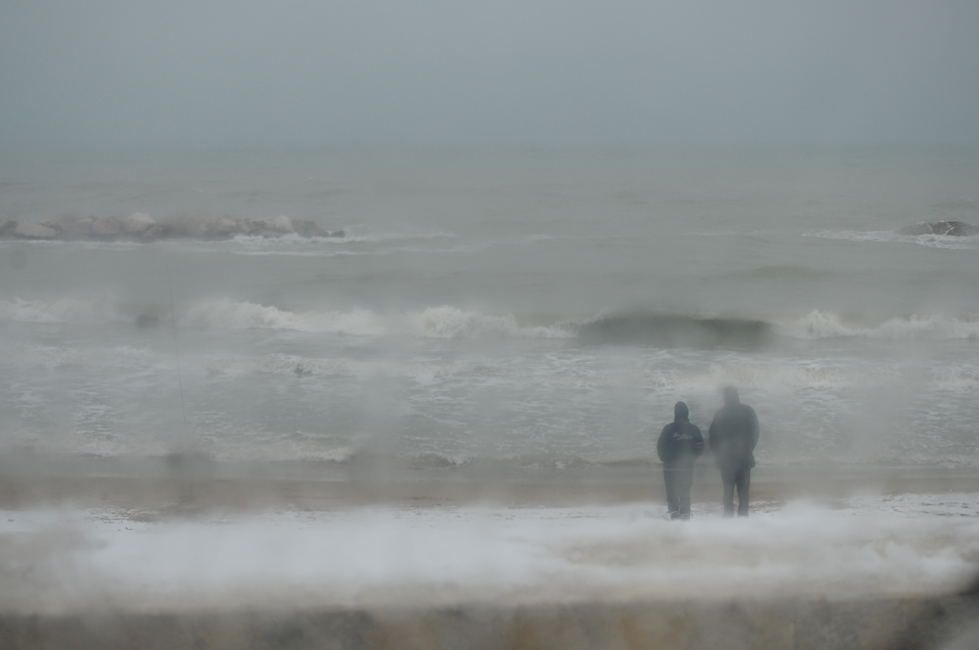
top-left (2, 495), bottom-right (977, 614)
top-left (782, 310), bottom-right (979, 340)
top-left (410, 306), bottom-right (572, 339)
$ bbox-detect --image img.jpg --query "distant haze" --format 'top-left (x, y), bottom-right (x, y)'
top-left (1, 1), bottom-right (978, 145)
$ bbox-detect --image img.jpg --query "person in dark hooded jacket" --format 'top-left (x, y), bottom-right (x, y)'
top-left (657, 401), bottom-right (704, 519)
top-left (708, 387), bottom-right (759, 517)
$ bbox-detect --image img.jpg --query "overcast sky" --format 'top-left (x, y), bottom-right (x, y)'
top-left (2, 1), bottom-right (977, 145)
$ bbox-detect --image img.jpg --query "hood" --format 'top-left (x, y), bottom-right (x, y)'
top-left (674, 401), bottom-right (689, 420)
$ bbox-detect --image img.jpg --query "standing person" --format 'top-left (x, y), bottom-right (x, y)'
top-left (657, 401), bottom-right (704, 520)
top-left (708, 387), bottom-right (760, 517)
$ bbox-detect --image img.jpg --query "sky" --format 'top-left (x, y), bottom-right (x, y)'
top-left (1, 1), bottom-right (978, 146)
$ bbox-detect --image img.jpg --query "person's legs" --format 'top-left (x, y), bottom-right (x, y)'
top-left (721, 469), bottom-right (736, 517)
top-left (736, 467), bottom-right (751, 517)
top-left (664, 467), bottom-right (680, 517)
top-left (677, 466), bottom-right (694, 518)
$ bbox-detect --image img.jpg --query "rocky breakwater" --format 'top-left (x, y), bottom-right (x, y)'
top-left (0, 213), bottom-right (343, 242)
top-left (898, 220), bottom-right (978, 236)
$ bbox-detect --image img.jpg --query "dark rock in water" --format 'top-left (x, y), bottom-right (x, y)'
top-left (578, 312), bottom-right (773, 349)
top-left (90, 216), bottom-right (122, 238)
top-left (293, 219), bottom-right (327, 237)
top-left (10, 220), bottom-right (57, 239)
top-left (898, 221), bottom-right (978, 236)
top-left (165, 214), bottom-right (210, 238)
top-left (205, 215), bottom-right (240, 238)
top-left (327, 229), bottom-right (345, 238)
top-left (121, 212), bottom-right (156, 235)
top-left (57, 216), bottom-right (95, 239)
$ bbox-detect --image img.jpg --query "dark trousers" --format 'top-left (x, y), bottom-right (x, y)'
top-left (663, 464), bottom-right (694, 516)
top-left (721, 465), bottom-right (751, 517)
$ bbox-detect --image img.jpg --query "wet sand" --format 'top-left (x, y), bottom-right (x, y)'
top-left (2, 451), bottom-right (977, 512)
top-left (2, 595), bottom-right (978, 650)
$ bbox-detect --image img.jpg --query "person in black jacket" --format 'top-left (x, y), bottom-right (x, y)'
top-left (657, 401), bottom-right (705, 520)
top-left (708, 387), bottom-right (760, 517)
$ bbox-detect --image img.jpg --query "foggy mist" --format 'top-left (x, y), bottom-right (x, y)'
top-left (2, 3), bottom-right (979, 650)
top-left (2, 1), bottom-right (978, 145)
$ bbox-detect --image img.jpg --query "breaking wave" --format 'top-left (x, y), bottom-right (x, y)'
top-left (410, 306), bottom-right (572, 339)
top-left (4, 296), bottom-right (976, 344)
top-left (180, 300), bottom-right (573, 339)
top-left (180, 300), bottom-right (386, 335)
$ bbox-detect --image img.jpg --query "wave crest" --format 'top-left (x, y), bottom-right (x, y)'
top-left (180, 300), bottom-right (571, 339)
top-left (784, 310), bottom-right (979, 340)
top-left (180, 300), bottom-right (385, 335)
top-left (410, 306), bottom-right (572, 339)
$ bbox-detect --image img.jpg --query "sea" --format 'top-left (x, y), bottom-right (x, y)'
top-left (1, 144), bottom-right (977, 474)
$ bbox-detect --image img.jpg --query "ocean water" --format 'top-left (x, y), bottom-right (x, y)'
top-left (1, 145), bottom-right (977, 470)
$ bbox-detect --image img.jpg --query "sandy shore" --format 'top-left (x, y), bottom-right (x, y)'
top-left (2, 594), bottom-right (977, 650)
top-left (2, 451), bottom-right (977, 511)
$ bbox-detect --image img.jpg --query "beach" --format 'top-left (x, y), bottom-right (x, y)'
top-left (1, 455), bottom-right (978, 649)
top-left (4, 1), bottom-right (979, 645)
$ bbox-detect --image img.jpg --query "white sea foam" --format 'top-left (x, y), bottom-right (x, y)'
top-left (783, 310), bottom-right (979, 340)
top-left (409, 305), bottom-right (572, 339)
top-left (1, 496), bottom-right (976, 613)
top-left (221, 228), bottom-right (455, 247)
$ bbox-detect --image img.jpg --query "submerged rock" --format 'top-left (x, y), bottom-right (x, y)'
top-left (898, 221), bottom-right (978, 236)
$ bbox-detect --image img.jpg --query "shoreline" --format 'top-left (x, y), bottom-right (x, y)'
top-left (2, 451), bottom-right (978, 511)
